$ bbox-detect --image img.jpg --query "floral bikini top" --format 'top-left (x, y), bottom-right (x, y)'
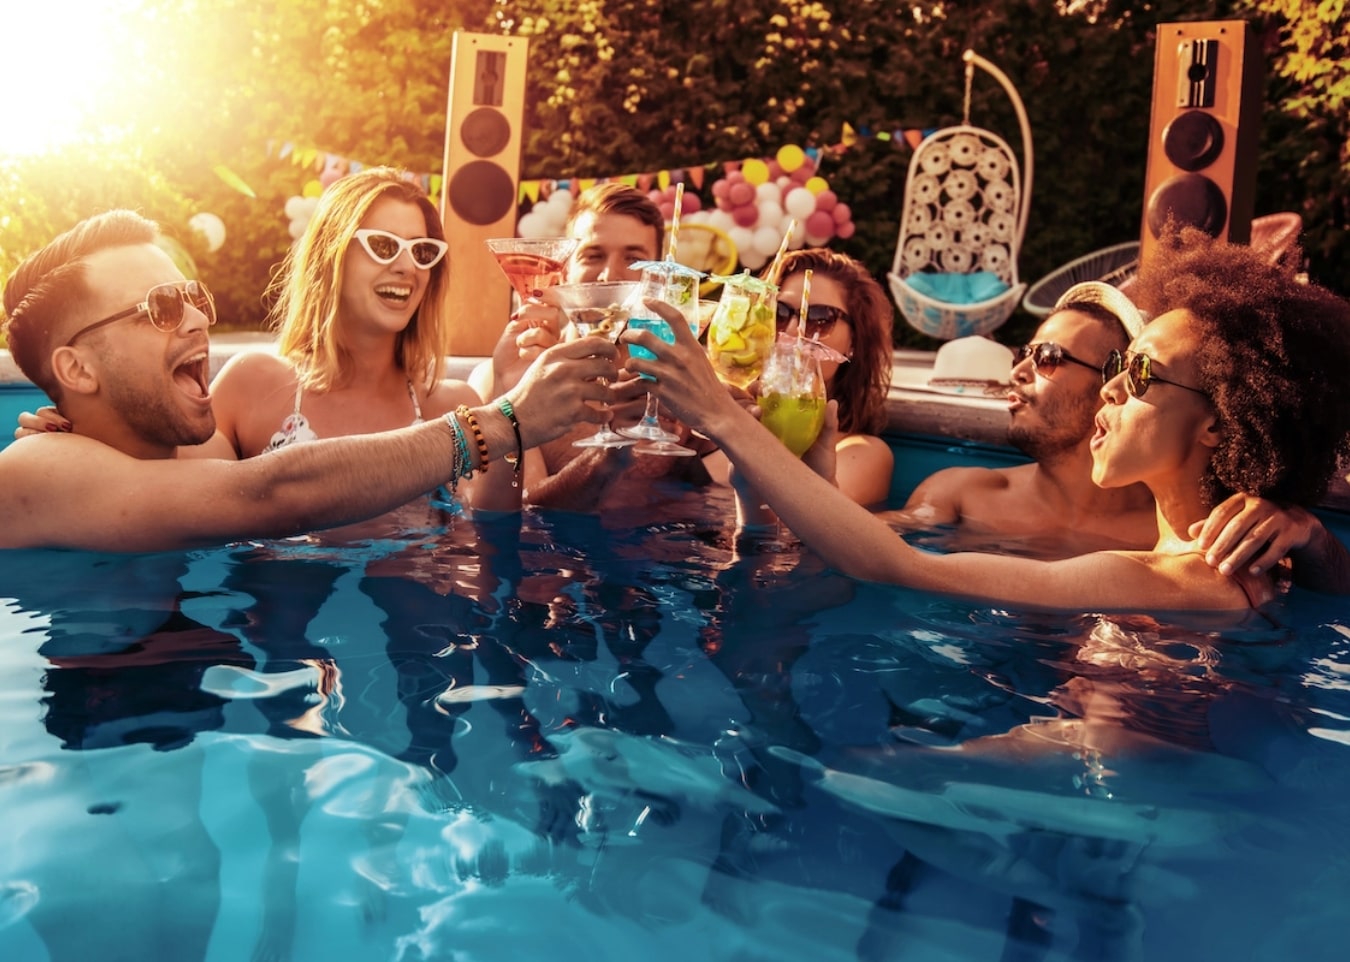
top-left (264, 378), bottom-right (423, 452)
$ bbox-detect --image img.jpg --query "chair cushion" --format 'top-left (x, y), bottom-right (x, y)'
top-left (905, 271), bottom-right (1009, 305)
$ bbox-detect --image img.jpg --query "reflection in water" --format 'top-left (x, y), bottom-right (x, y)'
top-left (1, 502), bottom-right (1349, 962)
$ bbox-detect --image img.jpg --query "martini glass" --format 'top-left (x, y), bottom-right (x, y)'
top-left (484, 237), bottom-right (579, 300)
top-left (552, 280), bottom-right (641, 449)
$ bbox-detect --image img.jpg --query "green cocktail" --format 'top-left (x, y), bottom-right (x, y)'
top-left (706, 272), bottom-right (778, 388)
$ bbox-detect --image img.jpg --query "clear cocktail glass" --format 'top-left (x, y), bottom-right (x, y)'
top-left (619, 261), bottom-right (705, 457)
top-left (758, 334), bottom-right (828, 457)
top-left (552, 280), bottom-right (641, 449)
top-left (706, 271), bottom-right (778, 388)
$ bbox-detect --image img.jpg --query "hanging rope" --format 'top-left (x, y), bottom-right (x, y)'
top-left (963, 60), bottom-right (974, 125)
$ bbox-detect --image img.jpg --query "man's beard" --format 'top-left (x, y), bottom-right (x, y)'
top-left (108, 377), bottom-right (216, 449)
top-left (1007, 395), bottom-right (1097, 464)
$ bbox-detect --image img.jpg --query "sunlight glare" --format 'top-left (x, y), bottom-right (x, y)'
top-left (0, 2), bottom-right (147, 156)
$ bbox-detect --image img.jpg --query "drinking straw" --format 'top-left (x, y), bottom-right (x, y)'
top-left (667, 182), bottom-right (684, 265)
top-left (797, 269), bottom-right (812, 350)
top-left (766, 219), bottom-right (797, 286)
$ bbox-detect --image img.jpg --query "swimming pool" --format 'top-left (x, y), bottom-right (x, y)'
top-left (3, 428), bottom-right (1350, 962)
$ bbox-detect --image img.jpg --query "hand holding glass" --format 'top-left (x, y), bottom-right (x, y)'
top-left (553, 281), bottom-right (641, 449)
top-left (758, 335), bottom-right (827, 457)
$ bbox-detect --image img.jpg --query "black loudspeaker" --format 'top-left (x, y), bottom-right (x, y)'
top-left (1140, 20), bottom-right (1263, 270)
top-left (441, 32), bottom-right (528, 356)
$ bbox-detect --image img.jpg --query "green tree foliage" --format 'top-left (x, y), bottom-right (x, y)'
top-left (2, 0), bottom-right (1345, 351)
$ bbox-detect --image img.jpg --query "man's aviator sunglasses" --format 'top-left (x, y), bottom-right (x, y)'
top-left (66, 280), bottom-right (216, 347)
top-left (354, 229), bottom-right (448, 269)
top-left (775, 301), bottom-right (851, 339)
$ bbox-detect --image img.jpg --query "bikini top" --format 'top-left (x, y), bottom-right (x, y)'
top-left (264, 378), bottom-right (423, 452)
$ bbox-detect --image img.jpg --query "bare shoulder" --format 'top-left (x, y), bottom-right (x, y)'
top-left (212, 349), bottom-right (298, 399)
top-left (1051, 548), bottom-right (1256, 611)
top-left (423, 378), bottom-right (486, 418)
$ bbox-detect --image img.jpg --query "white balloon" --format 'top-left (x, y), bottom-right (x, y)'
top-left (707, 208), bottom-right (737, 234)
top-left (788, 220), bottom-right (808, 250)
top-left (755, 181), bottom-right (782, 203)
top-left (517, 211), bottom-right (545, 237)
top-left (757, 201), bottom-right (784, 229)
top-left (728, 226), bottom-right (755, 260)
top-left (784, 187), bottom-right (816, 221)
top-left (189, 211), bottom-right (226, 252)
top-left (739, 246), bottom-right (769, 270)
top-left (804, 232), bottom-right (831, 248)
top-left (288, 219), bottom-right (306, 239)
top-left (283, 195), bottom-right (306, 220)
top-left (752, 225), bottom-right (782, 258)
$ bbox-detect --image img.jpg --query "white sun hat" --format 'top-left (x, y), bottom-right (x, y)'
top-left (926, 335), bottom-right (1016, 397)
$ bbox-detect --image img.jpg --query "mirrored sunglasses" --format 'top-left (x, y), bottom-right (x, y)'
top-left (1102, 349), bottom-right (1207, 399)
top-left (66, 280), bottom-right (216, 347)
top-left (1017, 342), bottom-right (1101, 378)
top-left (774, 301), bottom-right (851, 339)
top-left (354, 229), bottom-right (448, 269)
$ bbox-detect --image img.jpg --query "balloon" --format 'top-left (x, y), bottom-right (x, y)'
top-left (835, 220), bottom-right (857, 240)
top-left (756, 201), bottom-right (784, 230)
top-left (739, 246), bottom-right (769, 270)
top-left (728, 226), bottom-right (755, 259)
top-left (831, 203), bottom-right (853, 225)
top-left (803, 232), bottom-right (831, 247)
top-left (732, 204), bottom-right (759, 228)
top-left (302, 179), bottom-right (324, 198)
top-left (813, 189), bottom-right (838, 212)
top-left (776, 144), bottom-right (805, 173)
top-left (659, 202), bottom-right (675, 221)
top-left (742, 158), bottom-right (770, 186)
top-left (516, 210), bottom-right (545, 237)
top-left (284, 195), bottom-right (306, 220)
top-left (754, 182), bottom-right (781, 206)
top-left (784, 187), bottom-right (816, 220)
top-left (805, 210), bottom-right (835, 239)
top-left (683, 192), bottom-right (702, 214)
top-left (752, 225), bottom-right (782, 258)
top-left (288, 219), bottom-right (306, 240)
top-left (188, 212), bottom-right (226, 252)
top-left (711, 178), bottom-right (729, 200)
top-left (804, 176), bottom-right (829, 195)
top-left (727, 181), bottom-right (755, 207)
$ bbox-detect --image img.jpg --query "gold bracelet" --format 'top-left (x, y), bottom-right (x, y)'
top-left (456, 404), bottom-right (490, 473)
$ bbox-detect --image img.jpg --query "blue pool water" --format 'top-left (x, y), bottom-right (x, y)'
top-left (3, 395), bottom-right (1350, 959)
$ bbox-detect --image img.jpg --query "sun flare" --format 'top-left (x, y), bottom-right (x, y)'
top-left (0, 2), bottom-right (149, 157)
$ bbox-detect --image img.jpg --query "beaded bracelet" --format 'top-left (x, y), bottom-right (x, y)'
top-left (456, 404), bottom-right (490, 474)
top-left (443, 411), bottom-right (469, 493)
top-left (497, 398), bottom-right (523, 487)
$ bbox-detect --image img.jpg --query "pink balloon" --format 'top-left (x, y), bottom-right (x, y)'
top-left (831, 203), bottom-right (852, 225)
top-left (683, 193), bottom-right (702, 213)
top-left (767, 160), bottom-right (784, 181)
top-left (835, 220), bottom-right (856, 239)
top-left (712, 179), bottom-right (729, 199)
top-left (659, 202), bottom-right (675, 221)
top-left (789, 164), bottom-right (813, 183)
top-left (813, 190), bottom-right (837, 212)
top-left (726, 170), bottom-right (746, 184)
top-left (805, 210), bottom-right (835, 238)
top-left (728, 182), bottom-right (756, 207)
top-left (732, 204), bottom-right (760, 228)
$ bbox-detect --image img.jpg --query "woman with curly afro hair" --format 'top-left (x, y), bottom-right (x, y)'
top-left (626, 226), bottom-right (1350, 613)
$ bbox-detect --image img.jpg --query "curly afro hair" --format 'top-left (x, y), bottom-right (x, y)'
top-left (1130, 226), bottom-right (1350, 508)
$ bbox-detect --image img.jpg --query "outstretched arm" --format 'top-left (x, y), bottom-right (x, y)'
top-left (623, 300), bottom-right (1254, 612)
top-left (0, 339), bottom-right (618, 552)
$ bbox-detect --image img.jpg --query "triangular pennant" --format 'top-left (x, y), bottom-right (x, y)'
top-left (688, 167), bottom-right (705, 190)
top-left (904, 128), bottom-right (925, 150)
top-left (519, 180), bottom-right (541, 204)
top-left (619, 173), bottom-right (639, 187)
top-left (657, 169), bottom-right (671, 190)
top-left (637, 173), bottom-right (654, 191)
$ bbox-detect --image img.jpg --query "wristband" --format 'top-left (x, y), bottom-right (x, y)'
top-left (498, 398), bottom-right (523, 487)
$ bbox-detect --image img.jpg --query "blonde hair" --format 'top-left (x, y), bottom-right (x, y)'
top-left (268, 167), bottom-right (450, 393)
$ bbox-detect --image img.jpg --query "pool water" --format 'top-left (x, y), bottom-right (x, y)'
top-left (3, 436), bottom-right (1350, 961)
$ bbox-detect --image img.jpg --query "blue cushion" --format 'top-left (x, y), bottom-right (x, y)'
top-left (906, 271), bottom-right (1009, 305)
